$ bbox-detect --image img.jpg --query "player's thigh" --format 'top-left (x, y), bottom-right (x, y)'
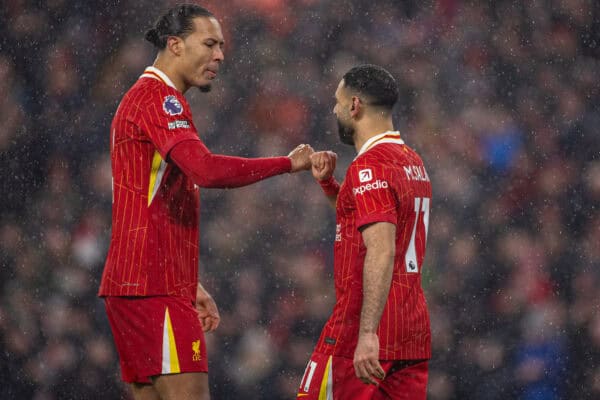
top-left (153, 371), bottom-right (210, 400)
top-left (105, 296), bottom-right (208, 384)
top-left (376, 360), bottom-right (428, 400)
top-left (130, 382), bottom-right (161, 400)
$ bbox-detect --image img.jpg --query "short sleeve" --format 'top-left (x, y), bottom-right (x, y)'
top-left (135, 89), bottom-right (201, 158)
top-left (347, 160), bottom-right (397, 229)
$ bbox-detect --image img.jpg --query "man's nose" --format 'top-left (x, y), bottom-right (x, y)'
top-left (214, 47), bottom-right (224, 62)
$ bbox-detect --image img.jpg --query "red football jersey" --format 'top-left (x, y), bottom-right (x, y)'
top-left (315, 131), bottom-right (432, 360)
top-left (99, 67), bottom-right (204, 300)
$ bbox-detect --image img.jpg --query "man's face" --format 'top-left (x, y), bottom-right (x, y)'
top-left (179, 17), bottom-right (224, 92)
top-left (333, 80), bottom-right (355, 146)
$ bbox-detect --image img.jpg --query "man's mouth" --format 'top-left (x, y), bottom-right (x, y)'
top-left (205, 69), bottom-right (218, 79)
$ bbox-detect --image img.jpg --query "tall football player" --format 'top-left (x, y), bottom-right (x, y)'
top-left (98, 4), bottom-right (313, 400)
top-left (299, 64), bottom-right (432, 400)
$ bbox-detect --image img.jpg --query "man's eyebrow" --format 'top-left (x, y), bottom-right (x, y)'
top-left (205, 37), bottom-right (225, 44)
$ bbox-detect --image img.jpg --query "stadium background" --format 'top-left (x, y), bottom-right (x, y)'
top-left (1, 0), bottom-right (599, 399)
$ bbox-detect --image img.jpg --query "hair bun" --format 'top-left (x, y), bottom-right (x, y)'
top-left (144, 28), bottom-right (160, 46)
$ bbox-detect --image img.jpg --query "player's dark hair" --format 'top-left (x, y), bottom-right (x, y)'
top-left (342, 64), bottom-right (399, 111)
top-left (145, 4), bottom-right (214, 49)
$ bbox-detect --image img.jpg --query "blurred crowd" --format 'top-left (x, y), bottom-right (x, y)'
top-left (1, 0), bottom-right (599, 399)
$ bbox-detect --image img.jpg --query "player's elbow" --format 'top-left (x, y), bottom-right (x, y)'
top-left (187, 156), bottom-right (227, 188)
top-left (191, 175), bottom-right (223, 188)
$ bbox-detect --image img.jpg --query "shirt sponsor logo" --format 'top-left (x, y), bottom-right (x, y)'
top-left (358, 168), bottom-right (373, 183)
top-left (353, 180), bottom-right (388, 196)
top-left (163, 95), bottom-right (183, 116)
top-left (192, 339), bottom-right (202, 361)
top-left (403, 165), bottom-right (430, 182)
top-left (167, 120), bottom-right (190, 130)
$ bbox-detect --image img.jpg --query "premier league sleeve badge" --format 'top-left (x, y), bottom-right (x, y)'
top-left (163, 95), bottom-right (183, 116)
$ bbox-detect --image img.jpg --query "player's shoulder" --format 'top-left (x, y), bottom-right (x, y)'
top-left (130, 78), bottom-right (178, 102)
top-left (125, 78), bottom-right (188, 115)
top-left (366, 141), bottom-right (426, 167)
top-left (351, 144), bottom-right (396, 170)
top-left (348, 142), bottom-right (428, 183)
top-left (346, 152), bottom-right (385, 186)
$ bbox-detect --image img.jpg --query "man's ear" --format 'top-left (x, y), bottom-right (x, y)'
top-left (166, 36), bottom-right (184, 56)
top-left (350, 96), bottom-right (362, 117)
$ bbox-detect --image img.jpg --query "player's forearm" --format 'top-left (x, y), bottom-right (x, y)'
top-left (358, 222), bottom-right (396, 335)
top-left (317, 176), bottom-right (340, 208)
top-left (170, 140), bottom-right (292, 188)
top-left (193, 153), bottom-right (291, 188)
top-left (359, 248), bottom-right (394, 334)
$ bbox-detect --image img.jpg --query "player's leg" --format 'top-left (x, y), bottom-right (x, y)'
top-left (152, 372), bottom-right (210, 400)
top-left (376, 360), bottom-right (428, 400)
top-left (150, 296), bottom-right (210, 399)
top-left (130, 382), bottom-right (162, 400)
top-left (105, 296), bottom-right (210, 399)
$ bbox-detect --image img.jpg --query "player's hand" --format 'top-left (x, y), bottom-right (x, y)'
top-left (195, 285), bottom-right (220, 332)
top-left (353, 332), bottom-right (385, 385)
top-left (311, 151), bottom-right (337, 181)
top-left (288, 144), bottom-right (314, 172)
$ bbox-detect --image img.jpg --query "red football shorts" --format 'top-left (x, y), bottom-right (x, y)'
top-left (104, 296), bottom-right (208, 383)
top-left (297, 351), bottom-right (428, 400)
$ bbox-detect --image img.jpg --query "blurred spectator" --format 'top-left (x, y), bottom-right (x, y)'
top-left (0, 0), bottom-right (598, 399)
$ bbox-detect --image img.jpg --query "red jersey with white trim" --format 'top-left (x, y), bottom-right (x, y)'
top-left (315, 131), bottom-right (432, 360)
top-left (99, 67), bottom-right (204, 300)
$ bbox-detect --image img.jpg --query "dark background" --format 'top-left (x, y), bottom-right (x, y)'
top-left (1, 0), bottom-right (599, 399)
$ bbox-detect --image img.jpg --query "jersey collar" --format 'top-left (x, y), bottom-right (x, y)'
top-left (140, 66), bottom-right (178, 90)
top-left (356, 131), bottom-right (404, 157)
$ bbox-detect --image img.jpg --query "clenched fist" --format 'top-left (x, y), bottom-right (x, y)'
top-left (311, 151), bottom-right (337, 181)
top-left (288, 144), bottom-right (315, 172)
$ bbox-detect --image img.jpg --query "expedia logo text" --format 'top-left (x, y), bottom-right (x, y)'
top-left (353, 180), bottom-right (388, 195)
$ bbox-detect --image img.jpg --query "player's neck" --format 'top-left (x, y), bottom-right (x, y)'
top-left (153, 58), bottom-right (188, 93)
top-left (353, 118), bottom-right (395, 153)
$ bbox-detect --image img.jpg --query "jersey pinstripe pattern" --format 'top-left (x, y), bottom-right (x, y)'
top-left (99, 67), bottom-right (203, 300)
top-left (315, 132), bottom-right (432, 360)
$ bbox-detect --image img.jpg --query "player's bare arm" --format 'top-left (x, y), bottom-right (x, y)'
top-left (288, 144), bottom-right (315, 172)
top-left (195, 282), bottom-right (220, 332)
top-left (354, 221), bottom-right (396, 385)
top-left (311, 151), bottom-right (339, 207)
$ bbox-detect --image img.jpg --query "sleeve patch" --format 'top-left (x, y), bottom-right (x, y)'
top-left (168, 120), bottom-right (191, 130)
top-left (163, 95), bottom-right (183, 116)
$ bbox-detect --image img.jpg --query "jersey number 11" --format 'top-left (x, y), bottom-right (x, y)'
top-left (405, 197), bottom-right (430, 273)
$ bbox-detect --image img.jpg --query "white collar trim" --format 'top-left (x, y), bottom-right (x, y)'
top-left (140, 66), bottom-right (178, 90)
top-left (356, 131), bottom-right (404, 156)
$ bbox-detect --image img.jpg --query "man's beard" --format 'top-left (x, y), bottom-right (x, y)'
top-left (337, 119), bottom-right (355, 145)
top-left (198, 84), bottom-right (212, 93)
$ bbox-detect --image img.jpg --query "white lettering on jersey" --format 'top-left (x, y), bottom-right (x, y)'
top-left (168, 120), bottom-right (191, 130)
top-left (353, 180), bottom-right (389, 196)
top-left (403, 165), bottom-right (430, 182)
top-left (335, 224), bottom-right (341, 241)
top-left (358, 169), bottom-right (373, 183)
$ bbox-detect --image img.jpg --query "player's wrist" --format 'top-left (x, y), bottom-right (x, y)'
top-left (358, 331), bottom-right (378, 340)
top-left (317, 175), bottom-right (340, 196)
top-left (284, 156), bottom-right (294, 172)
